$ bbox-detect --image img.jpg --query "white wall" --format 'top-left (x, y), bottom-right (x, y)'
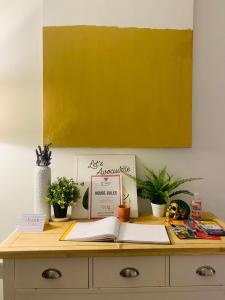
top-left (44, 0), bottom-right (193, 29)
top-left (0, 0), bottom-right (43, 243)
top-left (0, 1), bottom-right (225, 296)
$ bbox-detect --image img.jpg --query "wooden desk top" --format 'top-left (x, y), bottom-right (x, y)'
top-left (1, 212), bottom-right (225, 259)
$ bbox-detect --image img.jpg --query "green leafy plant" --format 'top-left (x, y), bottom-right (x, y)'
top-left (128, 167), bottom-right (202, 205)
top-left (46, 177), bottom-right (81, 208)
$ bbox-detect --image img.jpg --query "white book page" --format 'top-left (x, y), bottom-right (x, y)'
top-left (65, 216), bottom-right (120, 241)
top-left (117, 223), bottom-right (170, 244)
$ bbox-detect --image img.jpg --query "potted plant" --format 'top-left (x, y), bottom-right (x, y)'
top-left (118, 193), bottom-right (130, 222)
top-left (46, 177), bottom-right (81, 219)
top-left (128, 167), bottom-right (201, 217)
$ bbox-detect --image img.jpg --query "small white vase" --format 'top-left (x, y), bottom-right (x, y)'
top-left (34, 166), bottom-right (51, 222)
top-left (151, 203), bottom-right (166, 218)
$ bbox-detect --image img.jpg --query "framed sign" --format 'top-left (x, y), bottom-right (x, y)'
top-left (72, 154), bottom-right (138, 219)
top-left (90, 175), bottom-right (122, 219)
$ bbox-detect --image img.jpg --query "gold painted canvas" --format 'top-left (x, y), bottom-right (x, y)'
top-left (43, 26), bottom-right (192, 147)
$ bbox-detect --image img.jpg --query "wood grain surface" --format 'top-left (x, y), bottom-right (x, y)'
top-left (1, 212), bottom-right (225, 258)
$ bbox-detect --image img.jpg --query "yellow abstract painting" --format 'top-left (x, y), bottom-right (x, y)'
top-left (43, 26), bottom-right (192, 147)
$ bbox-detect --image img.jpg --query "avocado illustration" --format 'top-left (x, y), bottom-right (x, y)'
top-left (82, 187), bottom-right (89, 210)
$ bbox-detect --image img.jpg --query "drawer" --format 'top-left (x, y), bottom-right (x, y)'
top-left (15, 258), bottom-right (88, 289)
top-left (170, 256), bottom-right (225, 286)
top-left (93, 256), bottom-right (166, 288)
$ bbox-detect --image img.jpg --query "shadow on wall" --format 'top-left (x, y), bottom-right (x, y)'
top-left (138, 197), bottom-right (152, 214)
top-left (0, 280), bottom-right (3, 300)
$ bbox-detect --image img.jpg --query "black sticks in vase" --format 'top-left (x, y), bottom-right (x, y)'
top-left (35, 144), bottom-right (52, 167)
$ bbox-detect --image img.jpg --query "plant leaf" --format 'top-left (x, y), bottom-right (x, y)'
top-left (169, 190), bottom-right (194, 198)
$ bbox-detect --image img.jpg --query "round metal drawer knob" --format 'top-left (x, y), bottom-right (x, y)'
top-left (120, 267), bottom-right (140, 278)
top-left (196, 266), bottom-right (216, 277)
top-left (42, 269), bottom-right (62, 279)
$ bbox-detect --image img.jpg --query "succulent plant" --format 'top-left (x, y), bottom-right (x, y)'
top-left (35, 144), bottom-right (52, 166)
top-left (127, 166), bottom-right (202, 205)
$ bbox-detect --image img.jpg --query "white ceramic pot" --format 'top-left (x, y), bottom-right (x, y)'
top-left (151, 203), bottom-right (166, 218)
top-left (34, 166), bottom-right (51, 222)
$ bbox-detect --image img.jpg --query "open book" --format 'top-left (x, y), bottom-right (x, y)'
top-left (60, 217), bottom-right (170, 244)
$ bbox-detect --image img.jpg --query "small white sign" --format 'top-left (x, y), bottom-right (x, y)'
top-left (19, 214), bottom-right (46, 232)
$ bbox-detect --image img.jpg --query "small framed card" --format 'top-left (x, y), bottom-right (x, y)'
top-left (89, 175), bottom-right (122, 219)
top-left (19, 214), bottom-right (46, 232)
